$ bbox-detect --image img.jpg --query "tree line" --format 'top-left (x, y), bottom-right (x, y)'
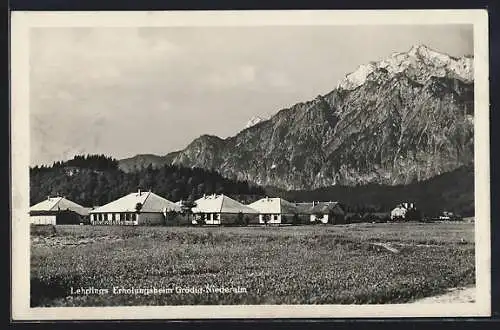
top-left (30, 154), bottom-right (266, 207)
top-left (276, 165), bottom-right (474, 218)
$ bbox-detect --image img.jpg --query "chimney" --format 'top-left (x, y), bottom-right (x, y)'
top-left (138, 189), bottom-right (141, 196)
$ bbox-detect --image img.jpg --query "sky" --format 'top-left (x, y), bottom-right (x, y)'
top-left (29, 25), bottom-right (473, 166)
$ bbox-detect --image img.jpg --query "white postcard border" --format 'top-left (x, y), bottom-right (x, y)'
top-left (11, 9), bottom-right (490, 320)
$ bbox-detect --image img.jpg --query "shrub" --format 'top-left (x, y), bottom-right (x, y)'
top-left (235, 212), bottom-right (245, 226)
top-left (31, 224), bottom-right (57, 237)
top-left (281, 215), bottom-right (288, 224)
top-left (405, 209), bottom-right (422, 222)
top-left (262, 214), bottom-right (271, 226)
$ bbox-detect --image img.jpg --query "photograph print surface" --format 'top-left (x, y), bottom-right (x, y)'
top-left (11, 10), bottom-right (490, 319)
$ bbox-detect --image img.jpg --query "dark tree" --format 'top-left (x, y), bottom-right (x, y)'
top-left (313, 213), bottom-right (324, 224)
top-left (236, 212), bottom-right (245, 226)
top-left (281, 215), bottom-right (288, 225)
top-left (262, 214), bottom-right (270, 226)
top-left (135, 202), bottom-right (143, 213)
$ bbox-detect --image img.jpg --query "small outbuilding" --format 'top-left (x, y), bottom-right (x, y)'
top-left (390, 202), bottom-right (416, 221)
top-left (89, 189), bottom-right (180, 225)
top-left (294, 201), bottom-right (345, 224)
top-left (30, 196), bottom-right (90, 225)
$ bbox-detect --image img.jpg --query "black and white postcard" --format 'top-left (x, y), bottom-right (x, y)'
top-left (10, 10), bottom-right (490, 320)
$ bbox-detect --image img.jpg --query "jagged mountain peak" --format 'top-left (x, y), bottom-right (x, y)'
top-left (338, 44), bottom-right (473, 90)
top-left (407, 43), bottom-right (435, 55)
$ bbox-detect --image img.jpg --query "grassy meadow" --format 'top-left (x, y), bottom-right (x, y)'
top-left (30, 222), bottom-right (475, 306)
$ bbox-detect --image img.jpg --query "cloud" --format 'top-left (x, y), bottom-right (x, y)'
top-left (203, 65), bottom-right (257, 88)
top-left (28, 26), bottom-right (474, 165)
top-left (30, 28), bottom-right (182, 88)
top-left (265, 71), bottom-right (292, 88)
top-left (202, 66), bottom-right (291, 91)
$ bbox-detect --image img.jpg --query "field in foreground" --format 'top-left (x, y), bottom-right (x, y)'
top-left (30, 222), bottom-right (475, 306)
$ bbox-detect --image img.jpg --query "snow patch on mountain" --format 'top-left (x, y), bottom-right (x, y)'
top-left (244, 116), bottom-right (265, 129)
top-left (337, 44), bottom-right (473, 90)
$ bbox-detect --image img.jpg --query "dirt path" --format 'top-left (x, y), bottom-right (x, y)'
top-left (412, 285), bottom-right (475, 304)
top-left (31, 235), bottom-right (123, 248)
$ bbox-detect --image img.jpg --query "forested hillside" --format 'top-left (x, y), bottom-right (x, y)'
top-left (30, 155), bottom-right (266, 207)
top-left (274, 165), bottom-right (474, 217)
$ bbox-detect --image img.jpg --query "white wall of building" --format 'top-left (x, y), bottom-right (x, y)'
top-left (90, 212), bottom-right (139, 225)
top-left (259, 214), bottom-right (281, 224)
top-left (310, 214), bottom-right (329, 224)
top-left (391, 207), bottom-right (407, 219)
top-left (30, 215), bottom-right (56, 225)
top-left (202, 213), bottom-right (221, 225)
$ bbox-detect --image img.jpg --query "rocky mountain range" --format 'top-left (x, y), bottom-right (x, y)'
top-left (119, 45), bottom-right (474, 190)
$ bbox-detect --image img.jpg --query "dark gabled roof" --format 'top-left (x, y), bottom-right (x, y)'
top-left (294, 202), bottom-right (315, 214)
top-left (310, 202), bottom-right (343, 214)
top-left (293, 202), bottom-right (343, 215)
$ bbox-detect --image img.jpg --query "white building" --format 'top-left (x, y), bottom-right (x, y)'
top-left (248, 197), bottom-right (297, 224)
top-left (30, 196), bottom-right (90, 225)
top-left (390, 202), bottom-right (415, 220)
top-left (89, 190), bottom-right (180, 225)
top-left (308, 201), bottom-right (345, 224)
top-left (192, 194), bottom-right (258, 225)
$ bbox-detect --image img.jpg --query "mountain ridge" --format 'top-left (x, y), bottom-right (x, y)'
top-left (119, 44), bottom-right (474, 190)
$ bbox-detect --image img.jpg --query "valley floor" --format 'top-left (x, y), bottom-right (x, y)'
top-left (30, 222), bottom-right (475, 307)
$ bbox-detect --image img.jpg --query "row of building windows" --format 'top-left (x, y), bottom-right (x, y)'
top-left (261, 214), bottom-right (280, 221)
top-left (199, 213), bottom-right (221, 221)
top-left (91, 213), bottom-right (137, 222)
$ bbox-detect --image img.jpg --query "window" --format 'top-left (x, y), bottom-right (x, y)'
top-left (273, 215), bottom-right (278, 221)
top-left (111, 213), bottom-right (115, 221)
